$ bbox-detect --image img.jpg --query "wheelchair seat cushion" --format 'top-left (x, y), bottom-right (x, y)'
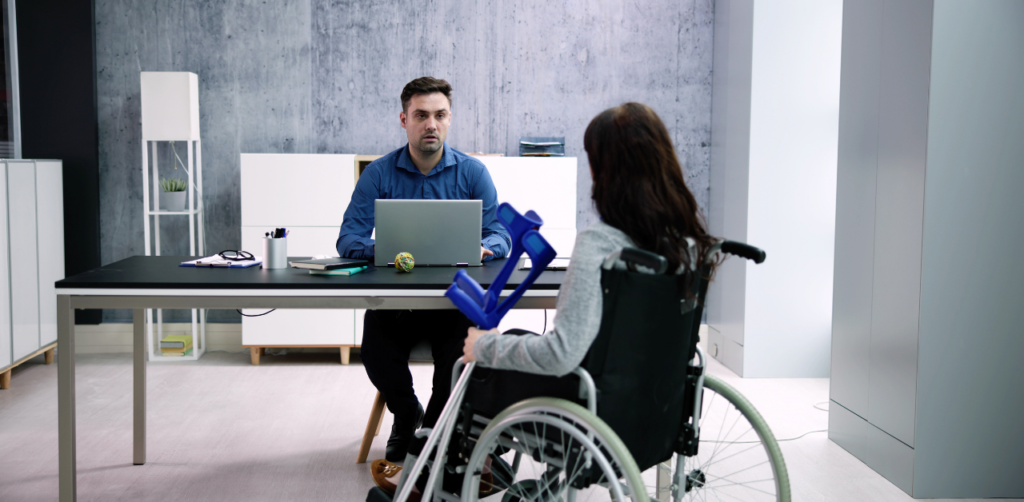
top-left (464, 366), bottom-right (582, 418)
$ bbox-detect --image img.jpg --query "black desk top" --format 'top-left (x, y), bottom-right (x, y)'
top-left (55, 256), bottom-right (564, 290)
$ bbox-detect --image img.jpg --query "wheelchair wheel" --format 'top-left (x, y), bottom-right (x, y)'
top-left (650, 375), bottom-right (790, 502)
top-left (461, 397), bottom-right (649, 502)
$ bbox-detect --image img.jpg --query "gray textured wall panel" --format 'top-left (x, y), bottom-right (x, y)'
top-left (96, 0), bottom-right (313, 321)
top-left (96, 0), bottom-right (714, 322)
top-left (311, 0), bottom-right (714, 230)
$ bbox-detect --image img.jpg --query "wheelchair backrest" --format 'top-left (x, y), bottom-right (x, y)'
top-left (581, 248), bottom-right (709, 471)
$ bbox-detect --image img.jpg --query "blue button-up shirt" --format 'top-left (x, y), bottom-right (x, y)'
top-left (336, 144), bottom-right (511, 261)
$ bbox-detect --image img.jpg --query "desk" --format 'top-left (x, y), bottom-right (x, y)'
top-left (54, 256), bottom-right (563, 502)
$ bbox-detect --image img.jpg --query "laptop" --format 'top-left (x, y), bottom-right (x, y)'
top-left (374, 199), bottom-right (483, 267)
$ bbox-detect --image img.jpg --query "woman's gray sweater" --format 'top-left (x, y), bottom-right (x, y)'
top-left (472, 221), bottom-right (638, 376)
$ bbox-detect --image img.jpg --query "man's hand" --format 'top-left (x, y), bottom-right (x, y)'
top-left (464, 326), bottom-right (498, 362)
top-left (481, 246), bottom-right (494, 261)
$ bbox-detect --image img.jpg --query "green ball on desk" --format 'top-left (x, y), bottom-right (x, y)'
top-left (395, 252), bottom-right (415, 272)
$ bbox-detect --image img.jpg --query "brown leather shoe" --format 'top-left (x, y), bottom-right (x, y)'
top-left (371, 459), bottom-right (402, 496)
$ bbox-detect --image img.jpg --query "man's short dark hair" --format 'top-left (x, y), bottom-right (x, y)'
top-left (401, 77), bottom-right (452, 113)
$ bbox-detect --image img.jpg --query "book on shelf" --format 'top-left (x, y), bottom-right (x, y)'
top-left (309, 266), bottom-right (368, 276)
top-left (289, 257), bottom-right (368, 270)
top-left (161, 348), bottom-right (193, 357)
top-left (159, 334), bottom-right (193, 349)
top-left (161, 343), bottom-right (193, 354)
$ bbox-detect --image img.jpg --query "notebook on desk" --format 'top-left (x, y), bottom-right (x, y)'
top-left (374, 199), bottom-right (483, 267)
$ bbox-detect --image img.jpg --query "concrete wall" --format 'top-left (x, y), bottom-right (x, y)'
top-left (95, 0), bottom-right (715, 322)
top-left (99, 0), bottom-right (716, 321)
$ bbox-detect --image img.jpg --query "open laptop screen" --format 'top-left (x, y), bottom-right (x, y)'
top-left (374, 199), bottom-right (483, 267)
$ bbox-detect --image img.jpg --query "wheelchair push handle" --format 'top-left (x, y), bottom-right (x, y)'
top-left (721, 240), bottom-right (766, 264)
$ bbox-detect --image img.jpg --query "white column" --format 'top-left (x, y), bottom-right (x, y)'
top-left (707, 0), bottom-right (843, 377)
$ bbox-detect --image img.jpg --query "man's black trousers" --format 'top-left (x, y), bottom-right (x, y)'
top-left (360, 309), bottom-right (475, 428)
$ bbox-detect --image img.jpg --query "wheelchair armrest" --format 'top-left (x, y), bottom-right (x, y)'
top-left (571, 367), bottom-right (598, 415)
top-left (621, 247), bottom-right (669, 274)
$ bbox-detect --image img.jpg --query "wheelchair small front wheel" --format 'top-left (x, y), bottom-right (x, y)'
top-left (668, 375), bottom-right (790, 502)
top-left (462, 397), bottom-right (649, 502)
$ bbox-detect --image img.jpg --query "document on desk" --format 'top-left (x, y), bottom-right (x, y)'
top-left (180, 255), bottom-right (263, 268)
top-left (520, 258), bottom-right (571, 271)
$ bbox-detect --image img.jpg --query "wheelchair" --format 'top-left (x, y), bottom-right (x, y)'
top-left (370, 204), bottom-right (789, 502)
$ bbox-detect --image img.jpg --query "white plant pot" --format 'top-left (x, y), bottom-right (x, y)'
top-left (161, 191), bottom-right (187, 212)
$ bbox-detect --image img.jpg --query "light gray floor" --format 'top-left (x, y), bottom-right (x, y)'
top-left (0, 350), bottom-right (1018, 501)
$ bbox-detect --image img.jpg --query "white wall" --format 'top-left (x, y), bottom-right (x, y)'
top-left (709, 0), bottom-right (842, 377)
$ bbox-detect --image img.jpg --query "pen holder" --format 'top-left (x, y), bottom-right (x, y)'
top-left (263, 237), bottom-right (288, 269)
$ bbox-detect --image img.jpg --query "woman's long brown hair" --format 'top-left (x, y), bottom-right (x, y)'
top-left (584, 103), bottom-right (717, 282)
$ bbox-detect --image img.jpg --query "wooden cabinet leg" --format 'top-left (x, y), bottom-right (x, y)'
top-left (358, 391), bottom-right (387, 463)
top-left (250, 347), bottom-right (261, 365)
top-left (0, 369), bottom-right (10, 389)
top-left (340, 346), bottom-right (351, 365)
top-left (45, 347), bottom-right (55, 365)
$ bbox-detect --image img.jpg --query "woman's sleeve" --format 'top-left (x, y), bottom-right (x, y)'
top-left (471, 229), bottom-right (614, 376)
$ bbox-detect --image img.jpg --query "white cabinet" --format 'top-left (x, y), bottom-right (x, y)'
top-left (479, 157), bottom-right (578, 257)
top-left (239, 154), bottom-right (358, 361)
top-left (0, 160), bottom-right (64, 386)
top-left (238, 154), bottom-right (577, 362)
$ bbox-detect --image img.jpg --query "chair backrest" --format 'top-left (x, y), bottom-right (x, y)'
top-left (581, 249), bottom-right (708, 471)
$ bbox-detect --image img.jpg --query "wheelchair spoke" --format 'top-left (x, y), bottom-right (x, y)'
top-left (664, 379), bottom-right (786, 502)
top-left (701, 485), bottom-right (750, 502)
top-left (698, 441), bottom-right (763, 466)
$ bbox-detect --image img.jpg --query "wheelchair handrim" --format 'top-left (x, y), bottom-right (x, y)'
top-left (463, 397), bottom-right (649, 502)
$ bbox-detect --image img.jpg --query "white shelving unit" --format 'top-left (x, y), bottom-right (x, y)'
top-left (140, 71), bottom-right (206, 362)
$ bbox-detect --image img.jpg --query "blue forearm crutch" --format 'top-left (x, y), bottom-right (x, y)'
top-left (445, 202), bottom-right (557, 329)
top-left (393, 203), bottom-right (558, 502)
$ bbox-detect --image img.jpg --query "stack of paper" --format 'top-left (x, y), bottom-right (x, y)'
top-left (160, 334), bottom-right (193, 357)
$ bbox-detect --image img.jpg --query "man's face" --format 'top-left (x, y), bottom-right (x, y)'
top-left (401, 92), bottom-right (451, 156)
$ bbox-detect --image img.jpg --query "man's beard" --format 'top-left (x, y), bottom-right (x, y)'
top-left (415, 135), bottom-right (443, 155)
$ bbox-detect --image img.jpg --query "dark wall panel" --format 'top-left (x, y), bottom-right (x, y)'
top-left (18, 0), bottom-right (102, 324)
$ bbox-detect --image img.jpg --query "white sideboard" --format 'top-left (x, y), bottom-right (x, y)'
top-left (239, 153), bottom-right (576, 364)
top-left (0, 159), bottom-right (64, 389)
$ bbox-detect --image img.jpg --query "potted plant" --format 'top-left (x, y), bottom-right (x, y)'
top-left (159, 177), bottom-right (188, 211)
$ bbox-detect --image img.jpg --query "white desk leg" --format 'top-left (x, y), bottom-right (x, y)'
top-left (57, 295), bottom-right (76, 501)
top-left (134, 309), bottom-right (146, 465)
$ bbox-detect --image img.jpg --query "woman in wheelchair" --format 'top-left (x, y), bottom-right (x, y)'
top-left (465, 101), bottom-right (716, 376)
top-left (379, 103), bottom-right (787, 502)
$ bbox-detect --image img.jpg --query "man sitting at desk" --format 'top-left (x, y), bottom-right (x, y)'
top-left (336, 76), bottom-right (511, 461)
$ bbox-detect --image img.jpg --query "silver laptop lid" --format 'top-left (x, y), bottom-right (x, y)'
top-left (374, 199), bottom-right (483, 267)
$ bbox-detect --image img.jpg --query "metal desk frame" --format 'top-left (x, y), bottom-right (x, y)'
top-left (56, 288), bottom-right (557, 502)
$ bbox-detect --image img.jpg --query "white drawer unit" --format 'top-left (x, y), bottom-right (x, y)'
top-left (239, 153), bottom-right (577, 365)
top-left (0, 160), bottom-right (64, 390)
top-left (240, 154), bottom-right (358, 364)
